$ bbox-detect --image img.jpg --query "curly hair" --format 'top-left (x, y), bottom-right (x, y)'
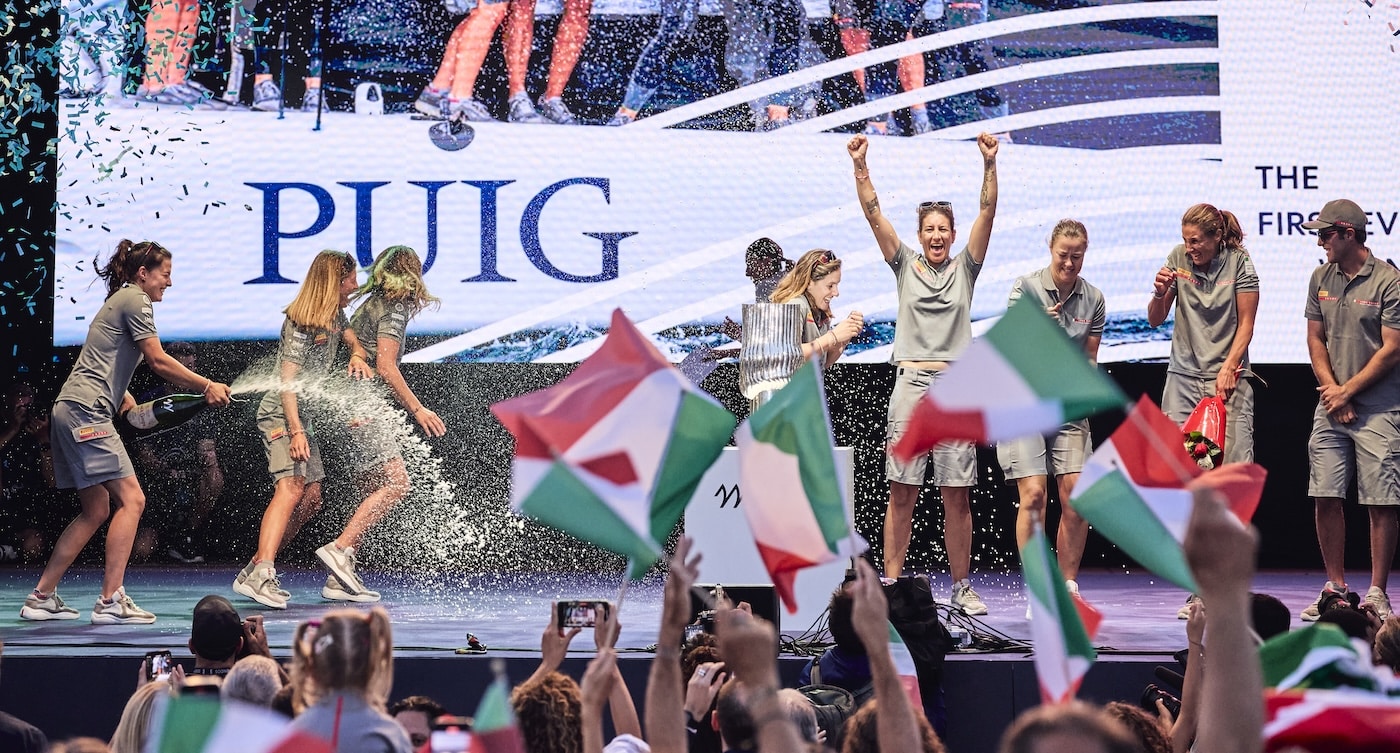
top-left (510, 671), bottom-right (582, 753)
top-left (1375, 615), bottom-right (1400, 672)
top-left (841, 698), bottom-right (945, 753)
top-left (682, 640), bottom-right (721, 682)
top-left (1103, 701), bottom-right (1172, 753)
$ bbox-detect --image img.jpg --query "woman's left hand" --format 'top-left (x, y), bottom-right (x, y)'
top-left (347, 356), bottom-right (374, 380)
top-left (1215, 365), bottom-right (1240, 400)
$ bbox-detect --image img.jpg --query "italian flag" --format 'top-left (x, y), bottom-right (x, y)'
top-left (888, 623), bottom-right (924, 709)
top-left (470, 673), bottom-right (525, 753)
top-left (892, 295), bottom-right (1125, 462)
top-left (1266, 689), bottom-right (1400, 753)
top-left (144, 696), bottom-right (331, 753)
top-left (1070, 395), bottom-right (1266, 592)
top-left (492, 309), bottom-right (736, 579)
top-left (735, 359), bottom-right (867, 613)
top-left (1022, 520), bottom-right (1101, 704)
top-left (1260, 623), bottom-right (1398, 693)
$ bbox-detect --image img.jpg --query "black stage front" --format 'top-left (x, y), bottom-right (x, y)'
top-left (0, 565), bottom-right (1333, 753)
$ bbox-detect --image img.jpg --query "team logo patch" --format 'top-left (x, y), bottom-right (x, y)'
top-left (1073, 317), bottom-right (1092, 324)
top-left (1356, 299), bottom-right (1382, 307)
top-left (314, 333), bottom-right (329, 346)
top-left (266, 427), bottom-right (286, 442)
top-left (74, 425), bottom-right (112, 442)
top-left (390, 313), bottom-right (406, 322)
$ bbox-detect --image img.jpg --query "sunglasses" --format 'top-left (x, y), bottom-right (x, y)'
top-left (919, 201), bottom-right (953, 211)
top-left (1317, 227), bottom-right (1343, 241)
top-left (820, 250), bottom-right (837, 264)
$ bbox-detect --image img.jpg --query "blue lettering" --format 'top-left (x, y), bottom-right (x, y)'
top-left (244, 182), bottom-right (335, 284)
top-left (462, 180), bottom-right (517, 282)
top-left (408, 181), bottom-right (455, 274)
top-left (339, 182), bottom-right (390, 268)
top-left (521, 178), bottom-right (635, 283)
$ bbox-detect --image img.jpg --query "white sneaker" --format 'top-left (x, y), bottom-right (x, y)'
top-left (251, 80), bottom-right (282, 111)
top-left (20, 589), bottom-right (80, 621)
top-left (1301, 581), bottom-right (1348, 622)
top-left (952, 579), bottom-right (988, 616)
top-left (316, 542), bottom-right (372, 596)
top-left (233, 562), bottom-right (289, 609)
top-left (507, 92), bottom-right (547, 124)
top-left (301, 87), bottom-right (322, 113)
top-left (536, 97), bottom-right (576, 125)
top-left (322, 574), bottom-right (381, 603)
top-left (449, 97), bottom-right (496, 122)
top-left (1366, 586), bottom-right (1392, 620)
top-left (91, 587), bottom-right (156, 625)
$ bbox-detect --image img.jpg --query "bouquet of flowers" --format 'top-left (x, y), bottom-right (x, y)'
top-left (1182, 395), bottom-right (1227, 470)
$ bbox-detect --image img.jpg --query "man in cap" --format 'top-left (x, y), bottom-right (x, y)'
top-left (1301, 199), bottom-right (1398, 621)
top-left (189, 594), bottom-right (271, 676)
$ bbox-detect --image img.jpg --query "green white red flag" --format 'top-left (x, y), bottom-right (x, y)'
top-left (1070, 395), bottom-right (1266, 592)
top-left (469, 672), bottom-right (525, 753)
top-left (892, 296), bottom-right (1125, 461)
top-left (491, 309), bottom-right (736, 579)
top-left (735, 359), bottom-right (866, 613)
top-left (144, 696), bottom-right (331, 753)
top-left (1021, 520), bottom-right (1101, 704)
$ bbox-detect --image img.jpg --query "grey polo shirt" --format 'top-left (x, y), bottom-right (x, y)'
top-left (351, 293), bottom-right (410, 367)
top-left (1007, 267), bottom-right (1106, 349)
top-left (56, 284), bottom-right (159, 417)
top-left (788, 294), bottom-right (833, 346)
top-left (1305, 253), bottom-right (1400, 411)
top-left (1164, 244), bottom-right (1260, 379)
top-left (256, 309), bottom-right (350, 421)
top-left (889, 241), bottom-right (982, 363)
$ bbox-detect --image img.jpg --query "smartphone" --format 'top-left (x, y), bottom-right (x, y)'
top-left (430, 715), bottom-right (473, 753)
top-left (144, 650), bottom-right (174, 682)
top-left (555, 599), bottom-right (612, 629)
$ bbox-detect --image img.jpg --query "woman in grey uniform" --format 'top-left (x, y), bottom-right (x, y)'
top-left (996, 220), bottom-right (1105, 613)
top-left (848, 131), bottom-right (1000, 615)
top-left (22, 240), bottom-right (232, 624)
top-left (769, 248), bottom-right (865, 368)
top-left (233, 250), bottom-right (374, 609)
top-left (1147, 203), bottom-right (1259, 619)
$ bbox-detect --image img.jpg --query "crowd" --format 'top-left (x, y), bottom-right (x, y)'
top-left (16, 496), bottom-right (1385, 753)
top-left (57, 0), bottom-right (1007, 132)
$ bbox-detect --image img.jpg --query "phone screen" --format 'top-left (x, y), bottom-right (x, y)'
top-left (557, 600), bottom-right (607, 629)
top-left (145, 650), bottom-right (173, 681)
top-left (430, 729), bottom-right (471, 753)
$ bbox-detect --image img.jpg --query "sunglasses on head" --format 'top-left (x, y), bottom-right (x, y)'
top-left (819, 250), bottom-right (837, 264)
top-left (919, 201), bottom-right (953, 211)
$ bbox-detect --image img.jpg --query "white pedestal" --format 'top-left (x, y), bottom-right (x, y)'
top-left (684, 446), bottom-right (858, 633)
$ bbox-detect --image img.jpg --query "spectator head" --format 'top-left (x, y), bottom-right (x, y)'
top-left (165, 341), bottom-right (196, 369)
top-left (745, 237), bottom-right (791, 281)
top-left (713, 679), bottom-right (757, 751)
top-left (1374, 615), bottom-right (1400, 672)
top-left (998, 701), bottom-right (1140, 753)
top-left (50, 738), bottom-right (110, 753)
top-left (841, 698), bottom-right (945, 753)
top-left (1102, 701), bottom-right (1171, 753)
top-left (290, 607), bottom-right (395, 713)
top-left (1316, 607), bottom-right (1375, 644)
top-left (1249, 593), bottom-right (1291, 641)
top-left (777, 688), bottom-right (820, 745)
top-left (389, 694), bottom-right (448, 751)
top-left (2, 381), bottom-right (36, 412)
top-left (270, 684), bottom-right (295, 719)
top-left (109, 681), bottom-right (171, 753)
top-left (221, 655), bottom-right (283, 707)
top-left (190, 595), bottom-right (244, 664)
top-left (510, 671), bottom-right (582, 753)
top-left (827, 583), bottom-right (864, 655)
top-left (682, 641), bottom-right (721, 682)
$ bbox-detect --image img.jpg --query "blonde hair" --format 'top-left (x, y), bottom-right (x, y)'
top-left (1181, 203), bottom-right (1245, 252)
top-left (109, 681), bottom-right (171, 753)
top-left (770, 248), bottom-right (842, 325)
top-left (354, 245), bottom-right (440, 316)
top-left (290, 607), bottom-right (395, 714)
top-left (284, 250), bottom-right (355, 330)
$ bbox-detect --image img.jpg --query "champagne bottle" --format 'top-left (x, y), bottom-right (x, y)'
top-left (124, 394), bottom-right (209, 433)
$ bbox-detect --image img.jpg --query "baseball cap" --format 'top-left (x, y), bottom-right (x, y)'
top-left (1301, 199), bottom-right (1368, 230)
top-left (191, 595), bottom-right (243, 661)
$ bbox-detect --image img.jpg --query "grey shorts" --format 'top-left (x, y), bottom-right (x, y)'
top-left (1308, 403), bottom-right (1400, 506)
top-left (343, 413), bottom-right (402, 475)
top-left (1161, 371), bottom-right (1255, 464)
top-left (996, 420), bottom-right (1091, 482)
top-left (885, 367), bottom-right (976, 487)
top-left (50, 400), bottom-right (134, 490)
top-left (258, 415), bottom-right (326, 484)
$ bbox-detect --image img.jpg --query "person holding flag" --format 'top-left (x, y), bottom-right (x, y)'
top-left (997, 219), bottom-right (1105, 613)
top-left (846, 131), bottom-right (1001, 614)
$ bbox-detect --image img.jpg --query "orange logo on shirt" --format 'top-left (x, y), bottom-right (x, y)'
top-left (76, 426), bottom-right (111, 442)
top-left (266, 428), bottom-right (286, 442)
top-left (314, 333), bottom-right (329, 346)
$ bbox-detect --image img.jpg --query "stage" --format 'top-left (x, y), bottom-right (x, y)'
top-left (0, 565), bottom-right (1330, 752)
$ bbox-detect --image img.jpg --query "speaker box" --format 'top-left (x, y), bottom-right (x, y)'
top-left (688, 584), bottom-right (780, 634)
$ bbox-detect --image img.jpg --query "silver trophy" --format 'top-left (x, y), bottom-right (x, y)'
top-left (739, 302), bottom-right (804, 411)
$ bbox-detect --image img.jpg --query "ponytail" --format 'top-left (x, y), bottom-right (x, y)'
top-left (96, 240), bottom-right (171, 298)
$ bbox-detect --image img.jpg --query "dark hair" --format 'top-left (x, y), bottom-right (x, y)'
top-left (511, 671), bottom-right (582, 753)
top-left (1249, 593), bottom-right (1291, 641)
top-left (1103, 702), bottom-right (1172, 753)
top-left (97, 240), bottom-right (171, 299)
top-left (715, 679), bottom-right (757, 751)
top-left (917, 202), bottom-right (955, 231)
top-left (389, 694), bottom-right (448, 719)
top-left (165, 341), bottom-right (196, 358)
top-left (841, 699), bottom-right (946, 753)
top-left (682, 641), bottom-right (721, 682)
top-left (998, 702), bottom-right (1141, 753)
top-left (827, 585), bottom-right (864, 655)
top-left (1316, 606), bottom-right (1372, 642)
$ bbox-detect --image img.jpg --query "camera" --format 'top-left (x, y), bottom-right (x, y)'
top-left (555, 599), bottom-right (612, 629)
top-left (430, 715), bottom-right (473, 753)
top-left (1140, 684), bottom-right (1181, 719)
top-left (1318, 588), bottom-right (1361, 614)
top-left (144, 650), bottom-right (173, 682)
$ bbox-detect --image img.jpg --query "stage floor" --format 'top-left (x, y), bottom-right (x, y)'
top-left (0, 565), bottom-right (1332, 657)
